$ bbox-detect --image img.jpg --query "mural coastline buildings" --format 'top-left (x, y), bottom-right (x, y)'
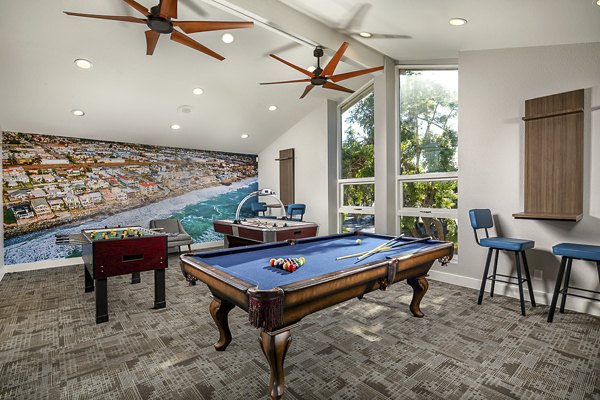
top-left (2, 131), bottom-right (258, 263)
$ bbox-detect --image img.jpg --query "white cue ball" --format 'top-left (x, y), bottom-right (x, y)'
top-left (356, 239), bottom-right (362, 245)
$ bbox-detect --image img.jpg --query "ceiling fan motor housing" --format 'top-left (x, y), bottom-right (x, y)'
top-left (311, 77), bottom-right (328, 85)
top-left (147, 15), bottom-right (173, 33)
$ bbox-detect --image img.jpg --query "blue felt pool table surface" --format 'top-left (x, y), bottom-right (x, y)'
top-left (189, 233), bottom-right (442, 290)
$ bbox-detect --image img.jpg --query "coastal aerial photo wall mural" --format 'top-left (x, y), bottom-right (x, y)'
top-left (2, 131), bottom-right (258, 264)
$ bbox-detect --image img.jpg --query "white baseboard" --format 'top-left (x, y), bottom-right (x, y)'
top-left (3, 240), bottom-right (224, 274)
top-left (428, 269), bottom-right (600, 317)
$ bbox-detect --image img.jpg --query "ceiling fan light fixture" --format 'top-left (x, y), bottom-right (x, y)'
top-left (268, 105), bottom-right (278, 111)
top-left (71, 109), bottom-right (85, 116)
top-left (192, 88), bottom-right (204, 95)
top-left (449, 18), bottom-right (467, 26)
top-left (241, 134), bottom-right (249, 139)
top-left (74, 59), bottom-right (93, 69)
top-left (222, 33), bottom-right (234, 44)
top-left (358, 32), bottom-right (372, 38)
top-left (307, 66), bottom-right (316, 72)
top-left (171, 124), bottom-right (181, 130)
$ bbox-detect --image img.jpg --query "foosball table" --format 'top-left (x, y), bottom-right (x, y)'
top-left (56, 226), bottom-right (168, 323)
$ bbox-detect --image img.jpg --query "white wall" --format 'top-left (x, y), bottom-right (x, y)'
top-left (258, 103), bottom-right (330, 234)
top-left (454, 42), bottom-right (600, 314)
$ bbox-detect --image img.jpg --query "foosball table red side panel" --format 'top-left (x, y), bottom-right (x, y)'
top-left (85, 236), bottom-right (168, 279)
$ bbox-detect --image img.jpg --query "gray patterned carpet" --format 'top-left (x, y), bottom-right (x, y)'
top-left (0, 255), bottom-right (598, 400)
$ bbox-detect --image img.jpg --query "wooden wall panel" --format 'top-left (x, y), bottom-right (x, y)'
top-left (514, 89), bottom-right (584, 221)
top-left (278, 148), bottom-right (294, 205)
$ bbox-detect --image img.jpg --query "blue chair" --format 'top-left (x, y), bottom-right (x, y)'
top-left (548, 243), bottom-right (600, 322)
top-left (250, 202), bottom-right (267, 217)
top-left (469, 209), bottom-right (536, 316)
top-left (287, 204), bottom-right (306, 221)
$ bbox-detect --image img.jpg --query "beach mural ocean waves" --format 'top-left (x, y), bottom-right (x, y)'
top-left (2, 131), bottom-right (258, 265)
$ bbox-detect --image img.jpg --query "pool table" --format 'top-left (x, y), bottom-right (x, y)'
top-left (179, 232), bottom-right (453, 399)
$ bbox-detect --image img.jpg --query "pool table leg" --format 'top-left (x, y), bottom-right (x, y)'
top-left (407, 275), bottom-right (429, 318)
top-left (209, 298), bottom-right (235, 351)
top-left (259, 329), bottom-right (291, 400)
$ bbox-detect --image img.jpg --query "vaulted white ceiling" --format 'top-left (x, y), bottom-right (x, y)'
top-left (0, 0), bottom-right (598, 155)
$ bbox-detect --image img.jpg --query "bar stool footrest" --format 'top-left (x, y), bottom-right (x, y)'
top-left (486, 273), bottom-right (528, 285)
top-left (559, 286), bottom-right (600, 302)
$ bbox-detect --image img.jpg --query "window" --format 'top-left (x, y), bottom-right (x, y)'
top-left (398, 69), bottom-right (458, 252)
top-left (339, 87), bottom-right (375, 233)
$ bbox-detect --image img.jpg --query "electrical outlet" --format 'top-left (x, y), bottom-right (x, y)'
top-left (534, 269), bottom-right (543, 280)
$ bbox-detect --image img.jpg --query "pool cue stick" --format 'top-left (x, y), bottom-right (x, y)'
top-left (340, 236), bottom-right (432, 262)
top-left (355, 234), bottom-right (405, 262)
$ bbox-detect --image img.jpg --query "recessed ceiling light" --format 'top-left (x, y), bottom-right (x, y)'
top-left (240, 134), bottom-right (249, 139)
top-left (171, 124), bottom-right (181, 130)
top-left (192, 87), bottom-right (204, 95)
top-left (268, 105), bottom-right (278, 111)
top-left (596, 0), bottom-right (600, 6)
top-left (222, 33), bottom-right (234, 43)
top-left (307, 66), bottom-right (316, 72)
top-left (449, 18), bottom-right (467, 26)
top-left (71, 109), bottom-right (85, 116)
top-left (358, 32), bottom-right (372, 38)
top-left (74, 59), bottom-right (92, 69)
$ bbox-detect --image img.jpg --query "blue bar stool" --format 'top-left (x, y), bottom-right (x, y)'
top-left (547, 243), bottom-right (600, 322)
top-left (469, 209), bottom-right (537, 316)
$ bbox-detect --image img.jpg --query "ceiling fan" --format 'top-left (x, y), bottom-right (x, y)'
top-left (64, 0), bottom-right (253, 60)
top-left (260, 42), bottom-right (383, 99)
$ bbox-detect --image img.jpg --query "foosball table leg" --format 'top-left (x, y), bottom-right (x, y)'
top-left (95, 278), bottom-right (109, 324)
top-left (131, 272), bottom-right (141, 284)
top-left (84, 266), bottom-right (94, 293)
top-left (153, 269), bottom-right (166, 309)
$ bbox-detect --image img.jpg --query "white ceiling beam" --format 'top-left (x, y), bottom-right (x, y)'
top-left (201, 0), bottom-right (386, 68)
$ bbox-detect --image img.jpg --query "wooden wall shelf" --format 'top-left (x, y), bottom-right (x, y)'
top-left (512, 212), bottom-right (582, 222)
top-left (514, 89), bottom-right (584, 222)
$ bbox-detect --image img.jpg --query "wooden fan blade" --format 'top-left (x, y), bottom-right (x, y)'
top-left (170, 30), bottom-right (225, 60)
top-left (329, 66), bottom-right (384, 82)
top-left (145, 30), bottom-right (160, 55)
top-left (260, 78), bottom-right (312, 85)
top-left (300, 84), bottom-right (315, 99)
top-left (269, 54), bottom-right (314, 78)
top-left (174, 21), bottom-right (253, 34)
top-left (323, 82), bottom-right (354, 94)
top-left (121, 0), bottom-right (149, 16)
top-left (64, 12), bottom-right (146, 24)
top-left (159, 0), bottom-right (177, 18)
top-left (322, 42), bottom-right (349, 77)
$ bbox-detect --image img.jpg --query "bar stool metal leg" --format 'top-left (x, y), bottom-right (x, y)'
top-left (490, 250), bottom-right (499, 297)
top-left (514, 252), bottom-right (526, 316)
top-left (521, 252), bottom-right (536, 307)
top-left (559, 258), bottom-right (573, 313)
top-left (548, 256), bottom-right (567, 323)
top-left (478, 248), bottom-right (493, 305)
